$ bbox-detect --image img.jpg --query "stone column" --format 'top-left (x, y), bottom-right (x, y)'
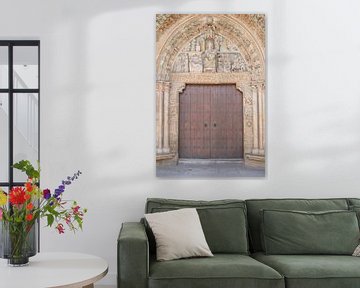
top-left (251, 84), bottom-right (259, 155)
top-left (162, 82), bottom-right (171, 153)
top-left (170, 82), bottom-right (185, 158)
top-left (156, 81), bottom-right (164, 153)
top-left (258, 83), bottom-right (265, 155)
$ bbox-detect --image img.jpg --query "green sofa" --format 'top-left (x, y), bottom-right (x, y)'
top-left (118, 198), bottom-right (360, 288)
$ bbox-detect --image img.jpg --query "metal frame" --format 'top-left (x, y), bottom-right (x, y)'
top-left (0, 40), bottom-right (40, 250)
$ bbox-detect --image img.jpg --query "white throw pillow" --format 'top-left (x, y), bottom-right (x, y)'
top-left (353, 244), bottom-right (360, 256)
top-left (145, 208), bottom-right (213, 261)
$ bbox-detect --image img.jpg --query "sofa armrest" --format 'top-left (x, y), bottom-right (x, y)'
top-left (118, 222), bottom-right (149, 288)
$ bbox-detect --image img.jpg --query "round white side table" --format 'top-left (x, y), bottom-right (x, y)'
top-left (0, 252), bottom-right (108, 288)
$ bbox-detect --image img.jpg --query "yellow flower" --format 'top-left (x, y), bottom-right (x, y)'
top-left (0, 189), bottom-right (7, 206)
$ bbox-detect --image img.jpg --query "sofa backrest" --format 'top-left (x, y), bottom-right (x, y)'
top-left (245, 198), bottom-right (349, 252)
top-left (348, 198), bottom-right (360, 207)
top-left (145, 198), bottom-right (249, 255)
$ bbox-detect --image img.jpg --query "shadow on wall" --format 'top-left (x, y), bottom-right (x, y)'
top-left (46, 0), bottom-right (240, 185)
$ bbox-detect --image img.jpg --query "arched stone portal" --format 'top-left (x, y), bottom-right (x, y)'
top-left (156, 14), bottom-right (265, 167)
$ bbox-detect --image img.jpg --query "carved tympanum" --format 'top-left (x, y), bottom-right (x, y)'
top-left (172, 17), bottom-right (248, 74)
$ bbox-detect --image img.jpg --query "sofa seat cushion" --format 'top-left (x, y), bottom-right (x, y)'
top-left (149, 254), bottom-right (284, 288)
top-left (252, 252), bottom-right (360, 288)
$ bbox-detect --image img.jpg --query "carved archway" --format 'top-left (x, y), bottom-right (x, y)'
top-left (156, 14), bottom-right (265, 166)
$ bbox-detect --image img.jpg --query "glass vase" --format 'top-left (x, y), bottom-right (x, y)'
top-left (0, 220), bottom-right (37, 266)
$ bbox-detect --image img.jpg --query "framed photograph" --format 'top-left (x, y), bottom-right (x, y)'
top-left (156, 14), bottom-right (265, 177)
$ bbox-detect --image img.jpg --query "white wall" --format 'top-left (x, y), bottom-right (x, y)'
top-left (1, 0), bottom-right (360, 285)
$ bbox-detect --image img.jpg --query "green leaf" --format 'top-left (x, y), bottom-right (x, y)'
top-left (12, 160), bottom-right (40, 180)
top-left (13, 160), bottom-right (30, 170)
top-left (47, 214), bottom-right (54, 227)
top-left (75, 216), bottom-right (83, 230)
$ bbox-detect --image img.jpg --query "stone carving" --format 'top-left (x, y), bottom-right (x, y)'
top-left (157, 15), bottom-right (264, 81)
top-left (245, 94), bottom-right (253, 105)
top-left (245, 107), bottom-right (253, 127)
top-left (203, 39), bottom-right (217, 72)
top-left (171, 17), bottom-right (247, 74)
top-left (217, 53), bottom-right (247, 73)
top-left (173, 53), bottom-right (189, 73)
top-left (157, 14), bottom-right (265, 48)
top-left (232, 14), bottom-right (265, 48)
top-left (156, 14), bottom-right (184, 39)
top-left (189, 53), bottom-right (203, 72)
top-left (171, 72), bottom-right (251, 84)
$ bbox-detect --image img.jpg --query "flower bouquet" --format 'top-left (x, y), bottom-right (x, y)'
top-left (0, 160), bottom-right (87, 266)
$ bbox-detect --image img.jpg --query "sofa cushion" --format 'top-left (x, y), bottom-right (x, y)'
top-left (252, 252), bottom-right (360, 288)
top-left (261, 209), bottom-right (359, 255)
top-left (246, 198), bottom-right (349, 252)
top-left (145, 208), bottom-right (213, 261)
top-left (347, 198), bottom-right (360, 207)
top-left (347, 199), bottom-right (360, 229)
top-left (149, 254), bottom-right (284, 288)
top-left (349, 205), bottom-right (360, 228)
top-left (146, 198), bottom-right (249, 254)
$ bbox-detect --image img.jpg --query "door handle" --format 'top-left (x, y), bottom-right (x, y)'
top-left (204, 123), bottom-right (208, 127)
top-left (213, 123), bottom-right (217, 127)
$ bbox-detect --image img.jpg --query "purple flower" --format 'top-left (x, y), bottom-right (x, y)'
top-left (43, 189), bottom-right (51, 200)
top-left (54, 189), bottom-right (63, 198)
top-left (54, 170), bottom-right (82, 199)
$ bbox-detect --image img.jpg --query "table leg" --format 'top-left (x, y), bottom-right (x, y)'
top-left (82, 284), bottom-right (94, 288)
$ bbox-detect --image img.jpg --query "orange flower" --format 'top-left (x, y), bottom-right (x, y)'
top-left (26, 203), bottom-right (34, 210)
top-left (26, 214), bottom-right (33, 221)
top-left (24, 193), bottom-right (31, 200)
top-left (25, 182), bottom-right (33, 192)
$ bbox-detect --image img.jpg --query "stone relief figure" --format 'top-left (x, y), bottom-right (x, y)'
top-left (202, 38), bottom-right (217, 72)
top-left (217, 53), bottom-right (247, 73)
top-left (189, 53), bottom-right (203, 72)
top-left (204, 16), bottom-right (216, 41)
top-left (231, 54), bottom-right (247, 72)
top-left (217, 54), bottom-right (231, 72)
top-left (173, 53), bottom-right (189, 73)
